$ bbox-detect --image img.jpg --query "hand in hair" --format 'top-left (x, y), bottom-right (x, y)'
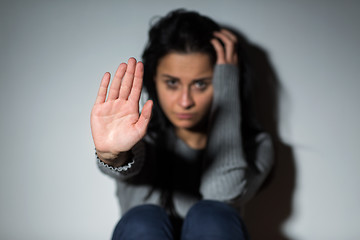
top-left (211, 29), bottom-right (238, 65)
top-left (90, 58), bottom-right (153, 166)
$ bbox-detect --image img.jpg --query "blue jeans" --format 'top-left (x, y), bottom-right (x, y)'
top-left (112, 200), bottom-right (249, 240)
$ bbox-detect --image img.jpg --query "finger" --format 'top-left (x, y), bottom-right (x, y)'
top-left (128, 61), bottom-right (144, 103)
top-left (135, 100), bottom-right (153, 137)
top-left (211, 38), bottom-right (226, 64)
top-left (108, 63), bottom-right (127, 101)
top-left (95, 72), bottom-right (110, 104)
top-left (221, 30), bottom-right (239, 64)
top-left (220, 29), bottom-right (237, 42)
top-left (214, 30), bottom-right (236, 44)
top-left (214, 31), bottom-right (235, 64)
top-left (119, 57), bottom-right (136, 100)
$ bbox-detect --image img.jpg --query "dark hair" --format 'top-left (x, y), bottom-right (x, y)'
top-left (141, 9), bottom-right (264, 221)
top-left (142, 9), bottom-right (220, 132)
top-left (141, 9), bottom-right (223, 221)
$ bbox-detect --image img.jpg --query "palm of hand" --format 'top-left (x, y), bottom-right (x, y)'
top-left (90, 58), bottom-right (153, 156)
top-left (91, 98), bottom-right (142, 153)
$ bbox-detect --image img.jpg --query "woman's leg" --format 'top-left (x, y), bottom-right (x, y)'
top-left (181, 200), bottom-right (249, 240)
top-left (112, 204), bottom-right (174, 240)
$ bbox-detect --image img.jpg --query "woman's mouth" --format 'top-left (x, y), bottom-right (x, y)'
top-left (176, 113), bottom-right (194, 120)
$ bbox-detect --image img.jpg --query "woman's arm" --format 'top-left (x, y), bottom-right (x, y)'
top-left (200, 63), bottom-right (247, 201)
top-left (90, 58), bottom-right (153, 178)
top-left (200, 29), bottom-right (273, 204)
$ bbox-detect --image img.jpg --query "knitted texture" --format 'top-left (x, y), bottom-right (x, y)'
top-left (96, 64), bottom-right (273, 217)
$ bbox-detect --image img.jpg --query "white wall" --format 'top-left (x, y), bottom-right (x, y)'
top-left (1, 0), bottom-right (359, 239)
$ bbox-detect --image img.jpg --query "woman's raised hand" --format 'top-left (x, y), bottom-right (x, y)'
top-left (211, 29), bottom-right (238, 65)
top-left (90, 58), bottom-right (153, 163)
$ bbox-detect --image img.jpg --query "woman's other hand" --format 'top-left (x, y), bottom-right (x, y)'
top-left (211, 29), bottom-right (238, 65)
top-left (90, 58), bottom-right (153, 165)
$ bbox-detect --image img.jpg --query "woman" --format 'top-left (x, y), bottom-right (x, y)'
top-left (90, 9), bottom-right (273, 240)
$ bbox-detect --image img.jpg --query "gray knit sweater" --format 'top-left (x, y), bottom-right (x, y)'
top-left (97, 64), bottom-right (274, 218)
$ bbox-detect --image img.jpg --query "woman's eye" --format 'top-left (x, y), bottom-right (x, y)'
top-left (194, 80), bottom-right (207, 90)
top-left (165, 79), bottom-right (178, 89)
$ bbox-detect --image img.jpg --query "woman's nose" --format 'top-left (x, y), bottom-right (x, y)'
top-left (178, 88), bottom-right (194, 109)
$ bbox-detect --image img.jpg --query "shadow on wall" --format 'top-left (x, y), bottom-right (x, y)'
top-left (227, 26), bottom-right (296, 240)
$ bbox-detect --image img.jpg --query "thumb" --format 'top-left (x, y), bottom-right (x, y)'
top-left (135, 100), bottom-right (153, 137)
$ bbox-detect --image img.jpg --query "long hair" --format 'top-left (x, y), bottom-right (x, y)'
top-left (141, 8), bottom-right (263, 220)
top-left (142, 9), bottom-right (220, 133)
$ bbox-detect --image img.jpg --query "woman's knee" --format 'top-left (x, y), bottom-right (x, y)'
top-left (112, 204), bottom-right (173, 240)
top-left (182, 200), bottom-right (248, 240)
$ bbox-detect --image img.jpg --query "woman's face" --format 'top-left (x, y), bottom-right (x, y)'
top-left (155, 52), bottom-right (214, 131)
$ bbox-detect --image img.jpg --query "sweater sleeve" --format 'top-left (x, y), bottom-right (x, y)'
top-left (200, 64), bottom-right (274, 204)
top-left (96, 140), bottom-right (146, 180)
top-left (200, 64), bottom-right (248, 201)
top-left (241, 131), bottom-right (274, 203)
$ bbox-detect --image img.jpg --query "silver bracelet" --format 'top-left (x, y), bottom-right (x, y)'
top-left (95, 151), bottom-right (135, 172)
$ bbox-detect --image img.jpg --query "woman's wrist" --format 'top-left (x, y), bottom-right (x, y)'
top-left (95, 150), bottom-right (131, 168)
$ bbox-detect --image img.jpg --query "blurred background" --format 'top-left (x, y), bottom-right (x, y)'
top-left (1, 0), bottom-right (359, 239)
